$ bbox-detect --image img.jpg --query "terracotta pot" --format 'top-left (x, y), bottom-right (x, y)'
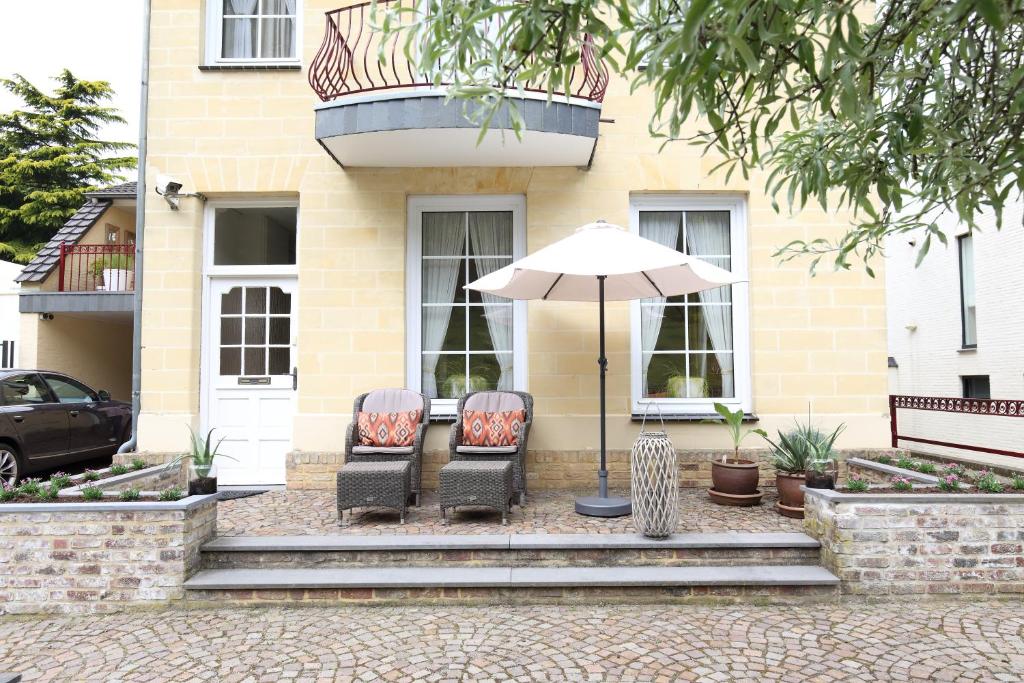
top-left (711, 459), bottom-right (760, 496)
top-left (775, 472), bottom-right (806, 509)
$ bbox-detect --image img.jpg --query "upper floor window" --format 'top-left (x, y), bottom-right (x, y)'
top-left (958, 234), bottom-right (977, 348)
top-left (406, 196), bottom-right (527, 417)
top-left (629, 195), bottom-right (750, 415)
top-left (208, 0), bottom-right (299, 64)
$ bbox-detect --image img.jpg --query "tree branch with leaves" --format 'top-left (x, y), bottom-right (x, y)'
top-left (376, 0), bottom-right (1024, 272)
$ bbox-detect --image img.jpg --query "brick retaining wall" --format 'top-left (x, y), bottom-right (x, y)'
top-left (803, 488), bottom-right (1024, 596)
top-left (0, 495), bottom-right (217, 615)
top-left (287, 448), bottom-right (899, 491)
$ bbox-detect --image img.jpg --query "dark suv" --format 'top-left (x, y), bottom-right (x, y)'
top-left (0, 370), bottom-right (132, 485)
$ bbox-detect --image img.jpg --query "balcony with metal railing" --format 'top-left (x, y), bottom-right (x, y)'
top-left (57, 243), bottom-right (135, 293)
top-left (308, 1), bottom-right (609, 168)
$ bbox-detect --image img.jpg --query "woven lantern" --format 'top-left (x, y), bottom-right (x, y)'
top-left (630, 413), bottom-right (679, 538)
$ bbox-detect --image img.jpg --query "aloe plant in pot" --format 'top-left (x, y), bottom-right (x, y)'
top-left (708, 403), bottom-right (767, 506)
top-left (166, 427), bottom-right (235, 495)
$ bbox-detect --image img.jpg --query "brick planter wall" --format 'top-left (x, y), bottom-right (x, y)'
top-left (845, 457), bottom-right (939, 486)
top-left (0, 495), bottom-right (217, 615)
top-left (287, 448), bottom-right (900, 491)
top-left (803, 487), bottom-right (1024, 596)
top-left (58, 462), bottom-right (187, 495)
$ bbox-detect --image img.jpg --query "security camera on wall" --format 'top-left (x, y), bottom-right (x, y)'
top-left (154, 174), bottom-right (204, 211)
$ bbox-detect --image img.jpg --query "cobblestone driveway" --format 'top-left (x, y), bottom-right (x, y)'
top-left (2, 601), bottom-right (1022, 681)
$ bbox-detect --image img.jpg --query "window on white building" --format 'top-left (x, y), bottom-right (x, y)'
top-left (629, 195), bottom-right (750, 415)
top-left (958, 234), bottom-right (977, 348)
top-left (406, 196), bottom-right (527, 417)
top-left (962, 375), bottom-right (990, 399)
top-left (207, 1), bottom-right (299, 64)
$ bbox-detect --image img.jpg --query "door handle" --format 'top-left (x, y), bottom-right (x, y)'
top-left (291, 366), bottom-right (298, 391)
top-left (69, 410), bottom-right (80, 417)
top-left (12, 415), bottom-right (23, 423)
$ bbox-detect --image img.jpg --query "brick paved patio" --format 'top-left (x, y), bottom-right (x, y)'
top-left (219, 488), bottom-right (803, 536)
top-left (2, 601), bottom-right (1022, 681)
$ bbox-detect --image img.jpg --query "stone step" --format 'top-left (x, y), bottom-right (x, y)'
top-left (184, 564), bottom-right (839, 605)
top-left (200, 532), bottom-right (822, 569)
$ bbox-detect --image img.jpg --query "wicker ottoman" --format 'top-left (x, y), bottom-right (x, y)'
top-left (336, 461), bottom-right (411, 525)
top-left (439, 460), bottom-right (515, 525)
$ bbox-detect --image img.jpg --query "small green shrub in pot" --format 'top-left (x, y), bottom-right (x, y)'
top-left (89, 253), bottom-right (134, 277)
top-left (706, 403), bottom-right (767, 503)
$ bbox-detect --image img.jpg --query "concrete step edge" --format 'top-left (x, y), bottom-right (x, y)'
top-left (200, 532), bottom-right (821, 554)
top-left (184, 565), bottom-right (839, 590)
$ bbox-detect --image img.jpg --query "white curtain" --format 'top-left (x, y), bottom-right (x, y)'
top-left (469, 212), bottom-right (514, 390)
top-left (685, 212), bottom-right (734, 397)
top-left (638, 212), bottom-right (682, 393)
top-left (960, 235), bottom-right (977, 345)
top-left (223, 0), bottom-right (258, 59)
top-left (422, 213), bottom-right (465, 398)
top-left (262, 0), bottom-right (296, 59)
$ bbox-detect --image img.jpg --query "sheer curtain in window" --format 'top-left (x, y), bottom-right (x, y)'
top-left (223, 0), bottom-right (258, 59)
top-left (639, 212), bottom-right (682, 390)
top-left (262, 0), bottom-right (296, 59)
top-left (421, 214), bottom-right (465, 398)
top-left (686, 212), bottom-right (734, 396)
top-left (468, 212), bottom-right (513, 390)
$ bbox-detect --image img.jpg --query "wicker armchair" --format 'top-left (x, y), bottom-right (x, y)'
top-left (449, 390), bottom-right (533, 505)
top-left (345, 389), bottom-right (430, 505)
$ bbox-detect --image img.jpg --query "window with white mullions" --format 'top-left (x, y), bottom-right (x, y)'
top-left (218, 0), bottom-right (298, 61)
top-left (630, 197), bottom-right (750, 414)
top-left (219, 286), bottom-right (292, 376)
top-left (421, 211), bottom-right (515, 399)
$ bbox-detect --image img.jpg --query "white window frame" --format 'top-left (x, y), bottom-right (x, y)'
top-left (406, 195), bottom-right (528, 418)
top-left (205, 0), bottom-right (303, 66)
top-left (629, 194), bottom-right (752, 415)
top-left (202, 198), bottom-right (300, 278)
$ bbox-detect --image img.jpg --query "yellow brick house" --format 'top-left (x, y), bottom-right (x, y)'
top-left (136, 0), bottom-right (890, 488)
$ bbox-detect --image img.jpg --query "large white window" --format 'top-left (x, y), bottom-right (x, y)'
top-left (629, 195), bottom-right (751, 415)
top-left (406, 196), bottom-right (527, 417)
top-left (206, 0), bottom-right (300, 64)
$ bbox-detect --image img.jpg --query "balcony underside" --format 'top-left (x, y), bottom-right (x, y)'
top-left (315, 93), bottom-right (601, 168)
top-left (20, 292), bottom-right (133, 321)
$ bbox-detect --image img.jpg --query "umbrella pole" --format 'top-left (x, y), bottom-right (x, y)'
top-left (575, 275), bottom-right (632, 517)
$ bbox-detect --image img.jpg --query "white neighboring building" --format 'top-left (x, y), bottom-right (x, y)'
top-left (886, 201), bottom-right (1024, 465)
top-left (0, 260), bottom-right (21, 369)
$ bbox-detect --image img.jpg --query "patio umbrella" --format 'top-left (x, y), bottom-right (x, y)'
top-left (466, 219), bottom-right (744, 517)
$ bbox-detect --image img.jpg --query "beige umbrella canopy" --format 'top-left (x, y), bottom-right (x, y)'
top-left (467, 220), bottom-right (743, 517)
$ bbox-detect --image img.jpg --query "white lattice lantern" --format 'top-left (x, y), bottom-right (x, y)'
top-left (630, 425), bottom-right (679, 538)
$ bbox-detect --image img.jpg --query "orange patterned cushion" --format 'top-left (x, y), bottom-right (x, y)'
top-left (462, 409), bottom-right (526, 447)
top-left (357, 410), bottom-right (421, 447)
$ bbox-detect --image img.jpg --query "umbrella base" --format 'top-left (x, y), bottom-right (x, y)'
top-left (575, 495), bottom-right (632, 517)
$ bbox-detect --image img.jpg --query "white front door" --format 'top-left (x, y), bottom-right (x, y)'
top-left (206, 278), bottom-right (297, 485)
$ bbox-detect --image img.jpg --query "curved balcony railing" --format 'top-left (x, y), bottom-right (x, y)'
top-left (308, 1), bottom-right (609, 104)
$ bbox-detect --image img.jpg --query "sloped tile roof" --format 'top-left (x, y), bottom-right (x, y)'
top-left (15, 199), bottom-right (112, 283)
top-left (85, 180), bottom-right (137, 198)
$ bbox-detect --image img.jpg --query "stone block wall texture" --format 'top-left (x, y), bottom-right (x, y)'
top-left (803, 490), bottom-right (1024, 596)
top-left (137, 0), bottom-right (891, 469)
top-left (0, 496), bottom-right (217, 615)
top-left (68, 462), bottom-right (187, 493)
top-left (287, 448), bottom-right (898, 491)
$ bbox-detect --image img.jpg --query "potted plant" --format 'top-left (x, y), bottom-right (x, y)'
top-left (763, 420), bottom-right (844, 517)
top-left (708, 402), bottom-right (767, 506)
top-left (91, 254), bottom-right (134, 291)
top-left (167, 427), bottom-right (234, 495)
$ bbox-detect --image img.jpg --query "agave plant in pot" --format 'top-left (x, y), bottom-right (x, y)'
top-left (708, 403), bottom-right (767, 506)
top-left (763, 420), bottom-right (844, 518)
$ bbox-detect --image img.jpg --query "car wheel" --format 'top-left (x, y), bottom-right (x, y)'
top-left (0, 445), bottom-right (20, 486)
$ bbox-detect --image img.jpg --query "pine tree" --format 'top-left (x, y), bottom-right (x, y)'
top-left (0, 70), bottom-right (136, 263)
